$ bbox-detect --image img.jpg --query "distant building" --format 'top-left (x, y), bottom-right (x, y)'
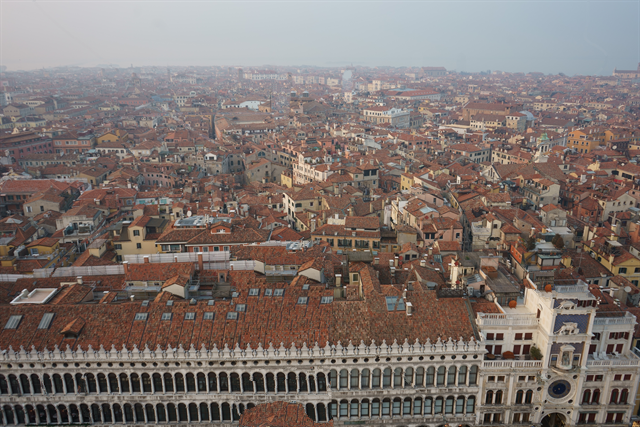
top-left (613, 63), bottom-right (640, 78)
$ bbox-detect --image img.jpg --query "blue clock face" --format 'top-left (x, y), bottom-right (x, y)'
top-left (548, 380), bottom-right (571, 398)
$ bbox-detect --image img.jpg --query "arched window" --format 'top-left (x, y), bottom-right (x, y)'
top-left (469, 365), bottom-right (478, 385)
top-left (163, 373), bottom-right (173, 392)
top-left (218, 373), bottom-right (228, 392)
top-left (20, 374), bottom-right (31, 394)
top-left (329, 370), bottom-right (338, 389)
top-left (123, 404), bottom-right (134, 423)
top-left (70, 404), bottom-right (81, 423)
top-left (177, 403), bottom-right (188, 422)
top-left (361, 369), bottom-right (370, 388)
top-left (415, 367), bottom-right (424, 386)
top-left (447, 366), bottom-right (456, 385)
top-left (3, 405), bottom-right (14, 424)
top-left (134, 403), bottom-right (144, 422)
top-left (337, 370), bottom-right (347, 389)
top-left (339, 400), bottom-right (348, 418)
top-left (141, 374), bottom-right (152, 393)
top-left (230, 373), bottom-right (241, 392)
top-left (350, 399), bottom-right (359, 417)
top-left (156, 404), bottom-right (166, 423)
top-left (253, 373), bottom-right (264, 392)
top-left (404, 367), bottom-right (413, 387)
top-left (424, 397), bottom-right (433, 415)
top-left (145, 404), bottom-right (155, 422)
top-left (485, 390), bottom-right (494, 404)
top-left (426, 367), bottom-right (435, 385)
top-left (372, 369), bottom-right (381, 388)
top-left (592, 389), bottom-right (601, 404)
top-left (360, 399), bottom-right (370, 417)
top-left (394, 368), bottom-right (403, 387)
top-left (267, 373), bottom-right (276, 392)
top-left (348, 370), bottom-right (358, 388)
top-left (610, 389), bottom-right (619, 404)
top-left (287, 372), bottom-right (297, 392)
top-left (436, 366), bottom-right (446, 386)
top-left (382, 398), bottom-right (391, 416)
top-left (456, 396), bottom-right (465, 414)
top-left (306, 403), bottom-right (316, 421)
top-left (383, 368), bottom-right (392, 387)
top-left (210, 403), bottom-right (220, 421)
top-left (434, 397), bottom-right (444, 414)
top-left (188, 403), bottom-right (198, 421)
top-left (110, 373), bottom-right (120, 392)
top-left (299, 373), bottom-right (308, 392)
top-left (43, 375), bottom-right (52, 394)
top-left (516, 390), bottom-right (524, 404)
top-left (52, 374), bottom-right (64, 394)
top-left (582, 389), bottom-right (591, 404)
top-left (276, 373), bottom-right (286, 392)
top-left (317, 373), bottom-right (327, 391)
top-left (403, 398), bottom-right (412, 415)
top-left (525, 389), bottom-right (533, 404)
top-left (458, 365), bottom-right (467, 385)
top-left (184, 373), bottom-right (195, 392)
top-left (317, 403), bottom-right (327, 421)
top-left (130, 374), bottom-right (141, 393)
top-left (495, 390), bottom-right (503, 404)
top-left (392, 398), bottom-right (401, 416)
top-left (30, 375), bottom-right (41, 394)
top-left (621, 389), bottom-right (629, 404)
top-left (445, 396), bottom-right (454, 414)
top-left (413, 397), bottom-right (422, 415)
top-left (15, 405), bottom-right (25, 424)
top-left (0, 375), bottom-right (8, 394)
top-left (466, 396), bottom-right (476, 413)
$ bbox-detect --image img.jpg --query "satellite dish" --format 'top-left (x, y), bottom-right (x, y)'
top-left (624, 286), bottom-right (632, 293)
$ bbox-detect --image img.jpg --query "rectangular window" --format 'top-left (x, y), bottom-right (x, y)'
top-left (524, 333), bottom-right (533, 340)
top-left (184, 312), bottom-right (195, 320)
top-left (136, 243), bottom-right (142, 249)
top-left (161, 313), bottom-right (172, 321)
top-left (297, 297), bottom-right (308, 305)
top-left (236, 304), bottom-right (246, 312)
top-left (274, 289), bottom-right (284, 296)
top-left (37, 313), bottom-right (55, 329)
top-left (226, 312), bottom-right (238, 320)
top-left (264, 289), bottom-right (273, 296)
top-left (133, 230), bottom-right (140, 236)
top-left (248, 288), bottom-right (260, 296)
top-left (321, 296), bottom-right (333, 304)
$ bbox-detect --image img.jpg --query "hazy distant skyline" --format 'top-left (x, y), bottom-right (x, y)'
top-left (1, 0), bottom-right (639, 76)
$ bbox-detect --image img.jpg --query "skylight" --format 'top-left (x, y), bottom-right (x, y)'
top-left (203, 312), bottom-right (214, 320)
top-left (227, 312), bottom-right (238, 320)
top-left (385, 296), bottom-right (406, 311)
top-left (185, 312), bottom-right (195, 320)
top-left (297, 297), bottom-right (308, 305)
top-left (248, 288), bottom-right (260, 296)
top-left (264, 289), bottom-right (273, 296)
top-left (274, 289), bottom-right (284, 297)
top-left (134, 313), bottom-right (148, 321)
top-left (37, 313), bottom-right (55, 330)
top-left (321, 296), bottom-right (333, 304)
top-left (236, 304), bottom-right (246, 312)
top-left (161, 313), bottom-right (172, 321)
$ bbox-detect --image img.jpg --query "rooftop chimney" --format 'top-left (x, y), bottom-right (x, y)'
top-left (143, 256), bottom-right (149, 264)
top-left (123, 261), bottom-right (129, 275)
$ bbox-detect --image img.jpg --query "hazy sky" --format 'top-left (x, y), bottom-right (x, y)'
top-left (1, 0), bottom-right (639, 75)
